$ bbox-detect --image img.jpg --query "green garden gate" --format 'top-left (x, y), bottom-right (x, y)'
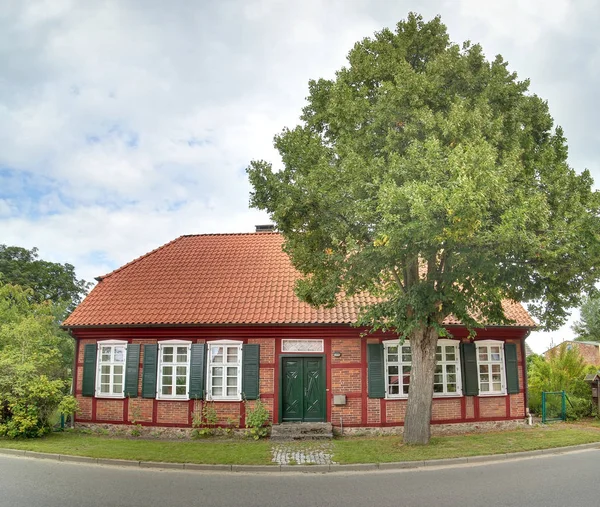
top-left (541, 391), bottom-right (566, 423)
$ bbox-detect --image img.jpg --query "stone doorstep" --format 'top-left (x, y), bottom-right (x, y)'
top-left (270, 434), bottom-right (334, 441)
top-left (270, 422), bottom-right (334, 441)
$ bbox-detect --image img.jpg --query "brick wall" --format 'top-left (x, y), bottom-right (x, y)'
top-left (367, 398), bottom-right (381, 424)
top-left (576, 343), bottom-right (600, 366)
top-left (331, 368), bottom-right (361, 393)
top-left (259, 368), bottom-right (274, 394)
top-left (478, 397), bottom-right (506, 418)
top-left (331, 338), bottom-right (361, 364)
top-left (331, 397), bottom-right (362, 425)
top-left (77, 339), bottom-right (96, 363)
top-left (77, 396), bottom-right (92, 420)
top-left (212, 402), bottom-right (241, 425)
top-left (386, 400), bottom-right (407, 423)
top-left (246, 398), bottom-right (274, 424)
top-left (510, 393), bottom-right (525, 418)
top-left (249, 338), bottom-right (275, 363)
top-left (432, 398), bottom-right (462, 421)
top-left (157, 401), bottom-right (189, 425)
top-left (465, 396), bottom-right (474, 419)
top-left (76, 366), bottom-right (84, 392)
top-left (128, 399), bottom-right (154, 423)
top-left (96, 399), bottom-right (124, 422)
top-left (544, 341), bottom-right (600, 366)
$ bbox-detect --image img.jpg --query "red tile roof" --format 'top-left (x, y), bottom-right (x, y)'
top-left (63, 233), bottom-right (536, 328)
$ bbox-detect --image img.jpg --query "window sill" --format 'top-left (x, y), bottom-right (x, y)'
top-left (95, 394), bottom-right (125, 399)
top-left (385, 394), bottom-right (463, 400)
top-left (477, 392), bottom-right (507, 397)
top-left (207, 397), bottom-right (242, 402)
top-left (156, 396), bottom-right (190, 401)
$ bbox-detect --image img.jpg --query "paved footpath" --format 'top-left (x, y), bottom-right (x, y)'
top-left (271, 442), bottom-right (337, 465)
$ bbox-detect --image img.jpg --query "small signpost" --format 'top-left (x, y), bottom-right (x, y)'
top-left (584, 372), bottom-right (600, 415)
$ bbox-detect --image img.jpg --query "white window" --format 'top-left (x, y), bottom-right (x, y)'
top-left (383, 340), bottom-right (412, 397)
top-left (476, 340), bottom-right (506, 395)
top-left (207, 340), bottom-right (243, 401)
top-left (434, 340), bottom-right (462, 396)
top-left (157, 340), bottom-right (191, 400)
top-left (384, 339), bottom-right (462, 398)
top-left (96, 340), bottom-right (127, 398)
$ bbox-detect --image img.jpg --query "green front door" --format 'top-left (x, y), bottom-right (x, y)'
top-left (281, 356), bottom-right (325, 422)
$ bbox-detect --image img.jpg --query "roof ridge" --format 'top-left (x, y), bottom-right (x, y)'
top-left (181, 232), bottom-right (280, 238)
top-left (96, 235), bottom-right (188, 281)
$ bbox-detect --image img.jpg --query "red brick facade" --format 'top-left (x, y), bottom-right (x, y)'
top-left (72, 325), bottom-right (528, 428)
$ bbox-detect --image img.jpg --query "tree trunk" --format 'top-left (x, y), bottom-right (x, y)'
top-left (403, 326), bottom-right (439, 445)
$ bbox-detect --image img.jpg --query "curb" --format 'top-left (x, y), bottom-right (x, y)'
top-left (1, 442), bottom-right (598, 474)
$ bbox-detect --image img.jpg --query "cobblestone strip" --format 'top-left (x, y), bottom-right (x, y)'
top-left (271, 443), bottom-right (338, 465)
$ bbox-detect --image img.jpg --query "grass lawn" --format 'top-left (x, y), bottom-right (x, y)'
top-left (0, 424), bottom-right (599, 465)
top-left (332, 424), bottom-right (600, 463)
top-left (0, 432), bottom-right (273, 465)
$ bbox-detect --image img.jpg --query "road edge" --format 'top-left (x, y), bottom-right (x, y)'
top-left (0, 442), bottom-right (598, 473)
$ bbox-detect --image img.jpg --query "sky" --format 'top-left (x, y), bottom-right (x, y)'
top-left (1, 0), bottom-right (599, 353)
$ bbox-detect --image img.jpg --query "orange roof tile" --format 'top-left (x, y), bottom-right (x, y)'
top-left (63, 233), bottom-right (536, 328)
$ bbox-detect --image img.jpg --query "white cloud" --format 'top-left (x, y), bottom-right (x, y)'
top-left (1, 0), bottom-right (598, 353)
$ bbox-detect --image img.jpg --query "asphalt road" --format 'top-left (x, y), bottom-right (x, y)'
top-left (0, 450), bottom-right (598, 507)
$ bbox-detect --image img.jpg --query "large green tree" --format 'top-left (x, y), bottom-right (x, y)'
top-left (247, 14), bottom-right (600, 444)
top-left (0, 245), bottom-right (91, 315)
top-left (573, 295), bottom-right (600, 342)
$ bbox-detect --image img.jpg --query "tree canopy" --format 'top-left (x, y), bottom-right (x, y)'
top-left (573, 295), bottom-right (600, 342)
top-left (247, 13), bottom-right (600, 443)
top-left (0, 283), bottom-right (76, 437)
top-left (0, 245), bottom-right (91, 315)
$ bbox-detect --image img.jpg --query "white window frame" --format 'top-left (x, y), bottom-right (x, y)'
top-left (475, 340), bottom-right (506, 396)
top-left (157, 340), bottom-right (192, 400)
top-left (206, 339), bottom-right (243, 402)
top-left (383, 339), bottom-right (413, 399)
top-left (383, 339), bottom-right (463, 399)
top-left (95, 340), bottom-right (128, 398)
top-left (433, 339), bottom-right (462, 396)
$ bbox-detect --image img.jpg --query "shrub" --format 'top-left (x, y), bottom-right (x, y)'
top-left (528, 343), bottom-right (595, 419)
top-left (191, 402), bottom-right (219, 438)
top-left (566, 395), bottom-right (593, 421)
top-left (244, 399), bottom-right (271, 440)
top-left (0, 369), bottom-right (66, 438)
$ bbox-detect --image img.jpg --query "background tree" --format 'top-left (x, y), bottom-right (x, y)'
top-left (248, 13), bottom-right (600, 443)
top-left (0, 245), bottom-right (91, 316)
top-left (0, 283), bottom-right (76, 437)
top-left (573, 296), bottom-right (600, 342)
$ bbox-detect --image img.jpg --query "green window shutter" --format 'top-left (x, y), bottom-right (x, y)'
top-left (82, 343), bottom-right (97, 397)
top-left (242, 344), bottom-right (260, 400)
top-left (460, 342), bottom-right (479, 396)
top-left (142, 344), bottom-right (158, 399)
top-left (124, 344), bottom-right (140, 398)
top-left (505, 343), bottom-right (520, 394)
top-left (367, 343), bottom-right (385, 398)
top-left (189, 344), bottom-right (207, 399)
